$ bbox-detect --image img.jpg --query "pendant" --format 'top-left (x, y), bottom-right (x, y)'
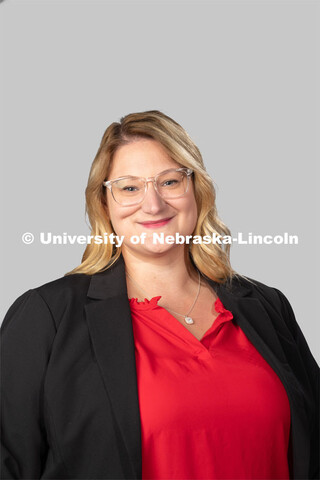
top-left (184, 316), bottom-right (194, 325)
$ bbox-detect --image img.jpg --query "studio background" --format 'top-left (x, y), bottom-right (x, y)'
top-left (1, 0), bottom-right (318, 363)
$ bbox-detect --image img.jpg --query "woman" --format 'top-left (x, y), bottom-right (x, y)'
top-left (1, 110), bottom-right (319, 480)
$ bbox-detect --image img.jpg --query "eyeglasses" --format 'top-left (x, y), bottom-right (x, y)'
top-left (103, 167), bottom-right (194, 206)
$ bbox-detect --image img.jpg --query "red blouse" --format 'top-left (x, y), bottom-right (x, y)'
top-left (129, 295), bottom-right (291, 480)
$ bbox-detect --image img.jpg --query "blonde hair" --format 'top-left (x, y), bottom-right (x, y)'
top-left (66, 110), bottom-right (237, 283)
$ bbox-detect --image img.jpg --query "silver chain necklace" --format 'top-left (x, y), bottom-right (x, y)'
top-left (126, 270), bottom-right (201, 325)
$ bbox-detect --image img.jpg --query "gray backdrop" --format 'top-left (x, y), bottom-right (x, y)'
top-left (1, 0), bottom-right (319, 363)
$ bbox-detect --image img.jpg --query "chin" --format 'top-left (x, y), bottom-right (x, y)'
top-left (140, 241), bottom-right (179, 256)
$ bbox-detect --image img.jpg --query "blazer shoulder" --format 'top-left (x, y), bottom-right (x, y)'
top-left (231, 274), bottom-right (303, 338)
top-left (33, 273), bottom-right (93, 321)
top-left (34, 272), bottom-right (92, 302)
top-left (2, 273), bottom-right (93, 332)
top-left (230, 273), bottom-right (283, 307)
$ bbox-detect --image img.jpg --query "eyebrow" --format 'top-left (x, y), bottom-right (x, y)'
top-left (108, 167), bottom-right (183, 181)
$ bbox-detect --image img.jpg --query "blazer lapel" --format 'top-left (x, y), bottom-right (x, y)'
top-left (84, 255), bottom-right (142, 479)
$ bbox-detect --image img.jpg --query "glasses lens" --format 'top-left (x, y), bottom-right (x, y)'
top-left (156, 170), bottom-right (188, 198)
top-left (112, 177), bottom-right (145, 205)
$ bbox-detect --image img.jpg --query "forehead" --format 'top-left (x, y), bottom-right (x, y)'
top-left (108, 139), bottom-right (180, 179)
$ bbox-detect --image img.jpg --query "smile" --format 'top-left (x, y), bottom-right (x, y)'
top-left (138, 217), bottom-right (173, 228)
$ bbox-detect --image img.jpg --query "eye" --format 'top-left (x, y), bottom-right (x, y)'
top-left (162, 179), bottom-right (179, 187)
top-left (122, 186), bottom-right (139, 192)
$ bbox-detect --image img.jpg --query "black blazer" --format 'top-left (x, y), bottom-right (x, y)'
top-left (1, 255), bottom-right (319, 480)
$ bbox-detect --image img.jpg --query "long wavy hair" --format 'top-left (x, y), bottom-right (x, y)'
top-left (66, 110), bottom-right (237, 283)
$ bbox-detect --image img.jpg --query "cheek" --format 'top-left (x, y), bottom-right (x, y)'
top-left (184, 183), bottom-right (198, 224)
top-left (184, 197), bottom-right (198, 229)
top-left (107, 204), bottom-right (138, 234)
top-left (171, 197), bottom-right (198, 236)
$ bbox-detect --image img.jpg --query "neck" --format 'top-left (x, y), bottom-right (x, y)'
top-left (121, 245), bottom-right (199, 297)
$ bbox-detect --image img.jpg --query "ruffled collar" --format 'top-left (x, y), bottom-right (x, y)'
top-left (129, 295), bottom-right (162, 309)
top-left (129, 295), bottom-right (233, 321)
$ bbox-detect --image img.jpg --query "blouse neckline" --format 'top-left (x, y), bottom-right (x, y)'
top-left (129, 295), bottom-right (229, 315)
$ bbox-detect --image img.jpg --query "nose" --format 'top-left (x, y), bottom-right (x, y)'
top-left (140, 180), bottom-right (167, 214)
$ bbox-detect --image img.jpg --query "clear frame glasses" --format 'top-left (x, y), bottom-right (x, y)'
top-left (103, 167), bottom-right (194, 206)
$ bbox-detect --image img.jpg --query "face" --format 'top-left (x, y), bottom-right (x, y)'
top-left (105, 139), bottom-right (198, 259)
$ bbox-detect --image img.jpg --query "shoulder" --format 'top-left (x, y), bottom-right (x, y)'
top-left (34, 272), bottom-right (92, 304)
top-left (228, 274), bottom-right (299, 336)
top-left (226, 273), bottom-right (284, 307)
top-left (2, 273), bottom-right (93, 332)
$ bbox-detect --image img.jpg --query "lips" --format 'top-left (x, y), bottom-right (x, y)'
top-left (138, 217), bottom-right (173, 227)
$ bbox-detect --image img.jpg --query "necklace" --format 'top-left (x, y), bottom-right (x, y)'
top-left (126, 270), bottom-right (201, 325)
